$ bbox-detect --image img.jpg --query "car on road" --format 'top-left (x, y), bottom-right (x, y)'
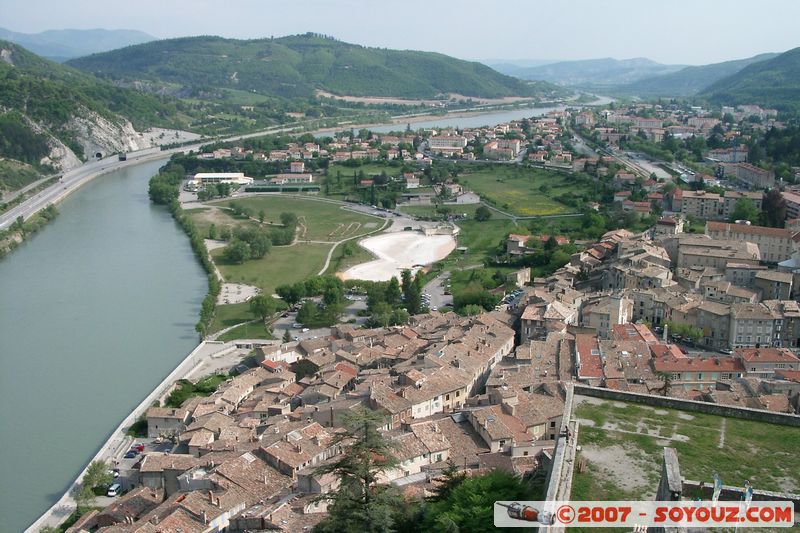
top-left (124, 451), bottom-right (137, 459)
top-left (292, 322), bottom-right (302, 328)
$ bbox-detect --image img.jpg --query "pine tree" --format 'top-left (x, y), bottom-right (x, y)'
top-left (313, 409), bottom-right (402, 533)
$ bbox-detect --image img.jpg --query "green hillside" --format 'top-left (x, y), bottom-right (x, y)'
top-left (0, 39), bottom-right (185, 186)
top-left (702, 47), bottom-right (800, 111)
top-left (619, 53), bottom-right (778, 97)
top-left (67, 33), bottom-right (551, 99)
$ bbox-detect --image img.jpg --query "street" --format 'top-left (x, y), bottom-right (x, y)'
top-left (422, 270), bottom-right (453, 311)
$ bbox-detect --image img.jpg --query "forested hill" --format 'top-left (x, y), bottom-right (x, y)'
top-left (701, 47), bottom-right (800, 111)
top-left (617, 53), bottom-right (778, 98)
top-left (0, 40), bottom-right (182, 183)
top-left (67, 33), bottom-right (557, 99)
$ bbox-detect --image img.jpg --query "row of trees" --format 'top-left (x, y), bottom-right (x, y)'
top-left (148, 160), bottom-right (221, 337)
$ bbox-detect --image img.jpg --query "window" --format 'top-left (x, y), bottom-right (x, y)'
top-left (550, 421), bottom-right (556, 428)
top-left (445, 394), bottom-right (450, 401)
top-left (523, 451), bottom-right (529, 456)
top-left (456, 391), bottom-right (460, 397)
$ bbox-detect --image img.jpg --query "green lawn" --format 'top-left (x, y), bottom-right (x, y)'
top-left (184, 206), bottom-right (260, 240)
top-left (457, 165), bottom-right (588, 216)
top-left (454, 218), bottom-right (517, 263)
top-left (209, 302), bottom-right (254, 333)
top-left (213, 196), bottom-right (380, 242)
top-left (324, 241), bottom-right (376, 276)
top-left (212, 242), bottom-right (331, 295)
top-left (572, 397), bottom-right (800, 502)
top-left (217, 321), bottom-right (274, 342)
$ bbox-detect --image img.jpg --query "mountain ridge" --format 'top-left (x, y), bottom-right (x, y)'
top-left (701, 47), bottom-right (800, 111)
top-left (0, 27), bottom-right (155, 61)
top-left (66, 33), bottom-right (560, 100)
top-left (500, 57), bottom-right (686, 86)
top-left (616, 52), bottom-right (779, 97)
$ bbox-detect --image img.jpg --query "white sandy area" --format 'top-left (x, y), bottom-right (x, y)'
top-left (219, 283), bottom-right (260, 305)
top-left (341, 232), bottom-right (456, 282)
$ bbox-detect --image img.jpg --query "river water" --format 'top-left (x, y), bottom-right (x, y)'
top-left (0, 159), bottom-right (208, 532)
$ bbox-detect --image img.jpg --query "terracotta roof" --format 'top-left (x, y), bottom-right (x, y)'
top-left (575, 333), bottom-right (603, 379)
top-left (653, 356), bottom-right (745, 374)
top-left (707, 221), bottom-right (795, 239)
top-left (776, 370), bottom-right (800, 383)
top-left (735, 348), bottom-right (800, 364)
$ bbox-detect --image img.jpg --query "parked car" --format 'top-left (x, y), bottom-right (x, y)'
top-left (124, 451), bottom-right (137, 459)
top-left (107, 483), bottom-right (122, 497)
top-left (292, 322), bottom-right (302, 328)
top-left (132, 443), bottom-right (145, 452)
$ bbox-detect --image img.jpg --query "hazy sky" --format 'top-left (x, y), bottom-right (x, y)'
top-left (2, 0), bottom-right (799, 65)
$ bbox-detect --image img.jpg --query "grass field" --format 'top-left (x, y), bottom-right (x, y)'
top-left (454, 218), bottom-right (517, 263)
top-left (212, 242), bottom-right (331, 295)
top-left (457, 165), bottom-right (588, 217)
top-left (571, 396), bottom-right (800, 503)
top-left (213, 196), bottom-right (380, 242)
top-left (217, 321), bottom-right (274, 342)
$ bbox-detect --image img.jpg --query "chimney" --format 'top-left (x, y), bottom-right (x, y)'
top-left (202, 510), bottom-right (208, 525)
top-left (294, 443), bottom-right (302, 453)
top-left (208, 490), bottom-right (214, 503)
top-left (264, 474), bottom-right (268, 485)
top-left (151, 516), bottom-right (160, 525)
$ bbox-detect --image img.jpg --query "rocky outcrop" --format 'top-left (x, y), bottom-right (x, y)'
top-left (68, 109), bottom-right (150, 161)
top-left (23, 106), bottom-right (156, 172)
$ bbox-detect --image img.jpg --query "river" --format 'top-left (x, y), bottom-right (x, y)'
top-left (0, 159), bottom-right (208, 533)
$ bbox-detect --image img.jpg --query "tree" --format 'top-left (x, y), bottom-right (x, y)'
top-left (207, 223), bottom-right (217, 240)
top-left (297, 301), bottom-right (318, 325)
top-left (258, 209), bottom-right (266, 224)
top-left (730, 198), bottom-right (760, 223)
top-left (313, 409), bottom-right (402, 533)
top-left (474, 205), bottom-right (492, 221)
top-left (385, 277), bottom-right (401, 307)
top-left (249, 232), bottom-right (272, 259)
top-left (401, 269), bottom-right (422, 315)
top-left (249, 295), bottom-right (277, 323)
top-left (281, 212), bottom-right (298, 227)
top-left (654, 371), bottom-right (673, 397)
top-left (427, 458), bottom-right (466, 503)
top-left (415, 470), bottom-right (533, 532)
top-left (761, 189), bottom-right (786, 228)
top-left (223, 240), bottom-right (250, 264)
top-left (283, 329), bottom-right (292, 343)
top-left (276, 282), bottom-right (306, 305)
top-left (74, 460), bottom-right (113, 511)
top-left (460, 304), bottom-right (485, 316)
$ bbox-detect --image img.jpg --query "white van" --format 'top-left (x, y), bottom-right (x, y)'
top-left (107, 483), bottom-right (122, 497)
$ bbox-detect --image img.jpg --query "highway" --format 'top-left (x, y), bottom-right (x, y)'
top-left (0, 122), bottom-right (308, 231)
